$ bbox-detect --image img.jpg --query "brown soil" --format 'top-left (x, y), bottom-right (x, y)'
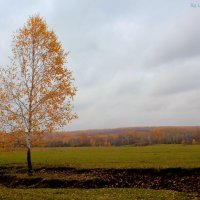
top-left (0, 167), bottom-right (199, 193)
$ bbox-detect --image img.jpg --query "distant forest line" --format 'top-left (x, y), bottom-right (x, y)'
top-left (1, 126), bottom-right (199, 148)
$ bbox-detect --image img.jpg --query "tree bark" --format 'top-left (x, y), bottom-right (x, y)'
top-left (27, 148), bottom-right (32, 175)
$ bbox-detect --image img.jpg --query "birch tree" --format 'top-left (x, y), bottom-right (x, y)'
top-left (0, 15), bottom-right (77, 174)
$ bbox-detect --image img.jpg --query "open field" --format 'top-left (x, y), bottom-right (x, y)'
top-left (1, 144), bottom-right (200, 169)
top-left (0, 187), bottom-right (193, 200)
top-left (0, 145), bottom-right (200, 199)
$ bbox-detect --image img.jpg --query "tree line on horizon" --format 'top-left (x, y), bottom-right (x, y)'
top-left (1, 126), bottom-right (200, 148)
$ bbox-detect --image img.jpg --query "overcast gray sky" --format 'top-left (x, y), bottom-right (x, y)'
top-left (1, 0), bottom-right (200, 130)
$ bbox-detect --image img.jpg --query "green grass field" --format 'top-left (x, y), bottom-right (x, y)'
top-left (0, 187), bottom-right (193, 200)
top-left (0, 145), bottom-right (199, 200)
top-left (0, 144), bottom-right (200, 169)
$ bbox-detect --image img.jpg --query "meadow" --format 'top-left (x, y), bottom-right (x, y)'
top-left (0, 144), bottom-right (199, 200)
top-left (0, 187), bottom-right (193, 200)
top-left (0, 144), bottom-right (200, 169)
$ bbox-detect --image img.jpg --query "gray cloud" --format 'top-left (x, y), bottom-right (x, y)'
top-left (1, 0), bottom-right (200, 130)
